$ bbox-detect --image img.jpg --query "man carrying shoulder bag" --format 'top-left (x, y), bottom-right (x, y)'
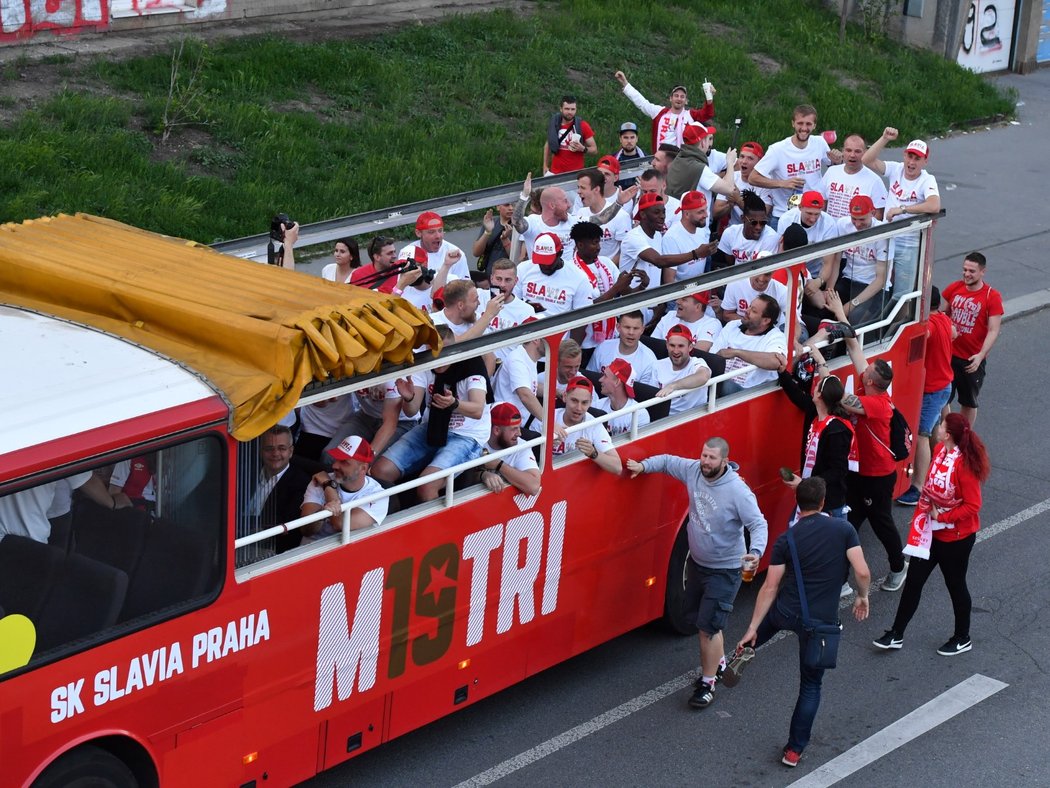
top-left (733, 477), bottom-right (871, 769)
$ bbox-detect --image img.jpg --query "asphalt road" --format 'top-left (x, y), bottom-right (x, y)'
top-left (302, 302), bottom-right (1049, 788)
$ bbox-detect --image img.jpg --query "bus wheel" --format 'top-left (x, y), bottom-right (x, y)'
top-left (33, 744), bottom-right (138, 788)
top-left (662, 524), bottom-right (698, 636)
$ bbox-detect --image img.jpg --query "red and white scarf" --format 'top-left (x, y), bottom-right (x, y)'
top-left (574, 253), bottom-right (616, 344)
top-left (904, 445), bottom-right (962, 559)
top-left (801, 415), bottom-right (859, 478)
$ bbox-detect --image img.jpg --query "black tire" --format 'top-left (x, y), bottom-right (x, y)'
top-left (33, 744), bottom-right (138, 788)
top-left (662, 524), bottom-right (698, 635)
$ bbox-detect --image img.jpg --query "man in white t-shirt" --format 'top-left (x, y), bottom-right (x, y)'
top-left (552, 376), bottom-right (622, 475)
top-left (493, 334), bottom-right (544, 431)
top-left (776, 191), bottom-right (840, 278)
top-left (661, 191), bottom-right (719, 285)
top-left (487, 259), bottom-right (537, 333)
top-left (710, 295), bottom-right (788, 392)
top-left (570, 220), bottom-right (644, 350)
top-left (637, 169), bottom-right (682, 227)
top-left (400, 211), bottom-right (470, 281)
top-left (830, 195), bottom-right (889, 325)
top-left (0, 472), bottom-right (116, 544)
top-left (429, 279), bottom-right (482, 337)
top-left (301, 436), bottom-right (388, 540)
top-left (574, 168), bottom-right (632, 259)
top-left (722, 272), bottom-right (792, 329)
top-left (593, 358), bottom-right (651, 435)
top-left (394, 245), bottom-right (439, 313)
top-left (586, 310), bottom-right (659, 385)
top-left (749, 104), bottom-right (842, 228)
top-left (713, 141), bottom-right (773, 227)
top-left (479, 403), bottom-right (541, 496)
top-left (862, 129), bottom-right (941, 300)
top-left (371, 328), bottom-right (491, 501)
top-left (515, 232), bottom-right (595, 325)
top-left (714, 190), bottom-right (780, 268)
top-left (819, 133), bottom-right (887, 219)
top-left (537, 338), bottom-right (583, 404)
top-left (652, 294), bottom-right (723, 351)
top-left (655, 324), bottom-right (713, 414)
top-left (511, 172), bottom-right (634, 261)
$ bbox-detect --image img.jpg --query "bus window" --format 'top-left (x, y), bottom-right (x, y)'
top-left (0, 434), bottom-right (224, 675)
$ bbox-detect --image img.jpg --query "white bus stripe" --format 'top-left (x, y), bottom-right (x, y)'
top-left (452, 496), bottom-right (1049, 787)
top-left (786, 674), bottom-right (1008, 788)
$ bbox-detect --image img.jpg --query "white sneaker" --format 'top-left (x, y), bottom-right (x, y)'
top-left (840, 582), bottom-right (853, 598)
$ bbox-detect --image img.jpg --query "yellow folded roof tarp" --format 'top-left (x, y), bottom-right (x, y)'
top-left (0, 213), bottom-right (439, 440)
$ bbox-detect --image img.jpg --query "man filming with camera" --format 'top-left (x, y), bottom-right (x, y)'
top-left (350, 239), bottom-right (425, 295)
top-left (269, 213), bottom-right (300, 269)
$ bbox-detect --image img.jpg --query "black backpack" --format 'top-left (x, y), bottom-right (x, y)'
top-left (888, 407), bottom-right (913, 462)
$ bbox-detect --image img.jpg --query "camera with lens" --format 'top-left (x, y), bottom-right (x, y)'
top-left (405, 262), bottom-right (436, 285)
top-left (270, 213), bottom-right (296, 242)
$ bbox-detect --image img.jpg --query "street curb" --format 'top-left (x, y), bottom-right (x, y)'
top-left (1003, 289), bottom-right (1050, 322)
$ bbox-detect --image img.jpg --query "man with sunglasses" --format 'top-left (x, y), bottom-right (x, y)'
top-left (712, 190), bottom-right (780, 269)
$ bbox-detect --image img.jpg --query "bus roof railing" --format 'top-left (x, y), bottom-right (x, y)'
top-left (211, 159), bottom-right (656, 262)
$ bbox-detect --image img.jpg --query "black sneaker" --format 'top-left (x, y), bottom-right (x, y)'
top-left (689, 681), bottom-right (715, 709)
top-left (873, 629), bottom-right (904, 650)
top-left (937, 636), bottom-right (972, 656)
top-left (721, 647), bottom-right (755, 688)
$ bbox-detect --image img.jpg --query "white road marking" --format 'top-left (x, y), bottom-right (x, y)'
top-left (453, 497), bottom-right (1049, 787)
top-left (786, 674), bottom-right (1008, 788)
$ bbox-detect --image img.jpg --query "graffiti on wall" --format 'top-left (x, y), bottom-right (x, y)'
top-left (0, 0), bottom-right (226, 40)
top-left (0, 0), bottom-right (108, 39)
top-left (957, 0), bottom-right (1016, 73)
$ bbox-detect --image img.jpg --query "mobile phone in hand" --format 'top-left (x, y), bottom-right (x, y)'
top-left (779, 466), bottom-right (795, 482)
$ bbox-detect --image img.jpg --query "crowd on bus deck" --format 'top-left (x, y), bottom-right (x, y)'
top-left (233, 76), bottom-right (1005, 573)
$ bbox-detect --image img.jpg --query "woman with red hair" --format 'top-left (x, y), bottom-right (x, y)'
top-left (872, 413), bottom-right (990, 655)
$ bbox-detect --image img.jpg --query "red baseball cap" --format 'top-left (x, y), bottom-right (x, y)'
top-left (328, 435), bottom-right (375, 463)
top-left (665, 323), bottom-right (695, 344)
top-left (682, 123), bottom-right (715, 145)
top-left (634, 192), bottom-right (665, 220)
top-left (740, 141), bottom-right (764, 158)
top-left (604, 358), bottom-right (635, 398)
top-left (800, 191), bottom-right (825, 209)
top-left (677, 190), bottom-right (708, 213)
top-left (531, 232), bottom-right (563, 265)
top-left (415, 211), bottom-right (444, 231)
top-left (691, 291), bottom-right (711, 306)
top-left (849, 194), bottom-right (875, 217)
top-left (905, 139), bottom-right (929, 158)
top-left (597, 155), bottom-right (621, 175)
top-left (565, 375), bottom-right (593, 395)
top-left (490, 402), bottom-right (522, 427)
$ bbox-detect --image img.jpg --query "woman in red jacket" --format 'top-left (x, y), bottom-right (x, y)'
top-left (872, 413), bottom-right (990, 655)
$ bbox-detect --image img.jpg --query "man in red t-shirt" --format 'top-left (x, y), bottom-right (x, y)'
top-left (941, 252), bottom-right (1004, 425)
top-left (543, 95), bottom-right (597, 175)
top-left (835, 300), bottom-right (908, 591)
top-left (896, 285), bottom-right (956, 505)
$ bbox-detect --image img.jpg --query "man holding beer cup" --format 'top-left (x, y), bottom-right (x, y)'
top-left (627, 438), bottom-right (767, 710)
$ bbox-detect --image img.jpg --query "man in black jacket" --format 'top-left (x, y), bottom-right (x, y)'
top-left (253, 425), bottom-right (314, 553)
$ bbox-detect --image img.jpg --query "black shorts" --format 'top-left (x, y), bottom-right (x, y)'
top-left (684, 561), bottom-right (743, 636)
top-left (950, 355), bottom-right (987, 409)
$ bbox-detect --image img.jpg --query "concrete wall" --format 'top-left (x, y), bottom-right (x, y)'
top-left (0, 0), bottom-right (490, 44)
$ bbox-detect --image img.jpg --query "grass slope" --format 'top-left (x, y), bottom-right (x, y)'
top-left (0, 0), bottom-right (1012, 243)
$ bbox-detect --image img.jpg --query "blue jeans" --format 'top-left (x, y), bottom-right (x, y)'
top-left (918, 384), bottom-right (951, 435)
top-left (755, 606), bottom-right (825, 753)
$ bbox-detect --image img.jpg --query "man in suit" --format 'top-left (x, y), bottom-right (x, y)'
top-left (254, 425), bottom-right (314, 553)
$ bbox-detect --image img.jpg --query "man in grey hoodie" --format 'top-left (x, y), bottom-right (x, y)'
top-left (627, 437), bottom-right (768, 709)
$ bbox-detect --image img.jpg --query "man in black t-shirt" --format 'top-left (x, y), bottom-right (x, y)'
top-left (735, 478), bottom-right (871, 768)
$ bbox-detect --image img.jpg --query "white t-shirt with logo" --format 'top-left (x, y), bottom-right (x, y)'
top-left (485, 295), bottom-right (536, 334)
top-left (585, 339), bottom-right (660, 386)
top-left (776, 207), bottom-right (840, 276)
top-left (515, 260), bottom-right (596, 316)
top-left (552, 410), bottom-right (614, 456)
top-left (651, 312), bottom-right (722, 346)
top-left (661, 220), bottom-right (709, 282)
top-left (572, 199), bottom-right (632, 259)
top-left (418, 370), bottom-right (491, 444)
top-left (619, 225), bottom-right (664, 295)
top-left (655, 356), bottom-right (711, 414)
top-left (710, 322), bottom-right (787, 389)
top-left (834, 215), bottom-right (889, 286)
top-left (399, 240), bottom-right (470, 281)
top-left (493, 345), bottom-right (540, 426)
top-left (754, 135), bottom-right (832, 217)
top-left (717, 223), bottom-right (780, 265)
top-left (884, 161), bottom-right (939, 249)
top-left (486, 436), bottom-right (540, 473)
top-left (722, 278), bottom-right (793, 329)
top-left (302, 475), bottom-right (389, 540)
top-left (574, 255), bottom-right (621, 349)
top-left (819, 165), bottom-right (888, 218)
top-left (592, 396), bottom-right (651, 435)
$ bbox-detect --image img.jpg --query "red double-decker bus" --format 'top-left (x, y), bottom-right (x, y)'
top-left (0, 211), bottom-right (935, 787)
